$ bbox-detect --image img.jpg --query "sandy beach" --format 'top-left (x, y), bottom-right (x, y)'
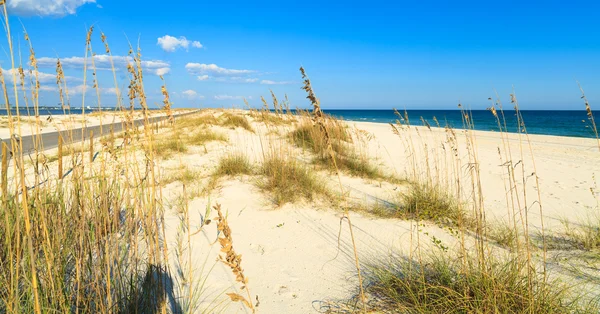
top-left (148, 110), bottom-right (600, 312)
top-left (3, 109), bottom-right (599, 313)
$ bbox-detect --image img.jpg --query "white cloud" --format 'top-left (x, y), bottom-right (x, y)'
top-left (182, 90), bottom-right (197, 98)
top-left (260, 80), bottom-right (294, 85)
top-left (155, 67), bottom-right (170, 76)
top-left (37, 55), bottom-right (170, 76)
top-left (102, 87), bottom-right (118, 95)
top-left (185, 63), bottom-right (253, 77)
top-left (67, 84), bottom-right (118, 95)
top-left (197, 75), bottom-right (209, 81)
top-left (181, 89), bottom-right (204, 100)
top-left (7, 0), bottom-right (96, 17)
top-left (1, 67), bottom-right (81, 88)
top-left (157, 35), bottom-right (203, 52)
top-left (214, 95), bottom-right (249, 101)
top-left (39, 85), bottom-right (58, 92)
top-left (230, 77), bottom-right (258, 83)
top-left (68, 84), bottom-right (89, 95)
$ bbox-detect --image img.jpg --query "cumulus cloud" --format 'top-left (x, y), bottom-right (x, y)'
top-left (197, 75), bottom-right (209, 81)
top-left (260, 80), bottom-right (294, 85)
top-left (155, 67), bottom-right (170, 76)
top-left (185, 63), bottom-right (253, 77)
top-left (37, 55), bottom-right (170, 76)
top-left (181, 89), bottom-right (204, 100)
top-left (7, 0), bottom-right (96, 17)
top-left (157, 35), bottom-right (203, 52)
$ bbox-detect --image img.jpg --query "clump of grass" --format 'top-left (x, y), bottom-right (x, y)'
top-left (349, 200), bottom-right (398, 218)
top-left (176, 113), bottom-right (219, 129)
top-left (400, 183), bottom-right (466, 225)
top-left (363, 254), bottom-right (595, 313)
top-left (562, 217), bottom-right (600, 251)
top-left (215, 153), bottom-right (252, 176)
top-left (253, 111), bottom-right (291, 126)
top-left (290, 117), bottom-right (390, 180)
top-left (221, 113), bottom-right (254, 132)
top-left (290, 118), bottom-right (350, 156)
top-left (314, 153), bottom-right (382, 179)
top-left (487, 222), bottom-right (519, 249)
top-left (259, 155), bottom-right (329, 206)
top-left (152, 129), bottom-right (226, 159)
top-left (186, 129), bottom-right (227, 146)
top-left (162, 166), bottom-right (199, 186)
top-left (153, 137), bottom-right (188, 159)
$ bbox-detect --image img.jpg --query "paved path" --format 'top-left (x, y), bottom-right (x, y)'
top-left (0, 110), bottom-right (200, 158)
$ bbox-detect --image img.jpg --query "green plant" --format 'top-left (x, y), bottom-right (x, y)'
top-left (258, 155), bottom-right (330, 206)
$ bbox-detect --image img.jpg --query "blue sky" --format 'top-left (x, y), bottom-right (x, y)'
top-left (2, 0), bottom-right (600, 110)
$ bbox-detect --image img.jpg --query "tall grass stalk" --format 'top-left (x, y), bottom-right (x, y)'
top-left (300, 66), bottom-right (367, 312)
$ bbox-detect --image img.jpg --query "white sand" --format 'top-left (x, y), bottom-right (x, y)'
top-left (152, 111), bottom-right (600, 312)
top-left (8, 109), bottom-right (598, 312)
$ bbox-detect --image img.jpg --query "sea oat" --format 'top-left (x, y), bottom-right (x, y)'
top-left (214, 203), bottom-right (255, 312)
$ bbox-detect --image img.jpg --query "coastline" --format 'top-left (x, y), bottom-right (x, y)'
top-left (3, 109), bottom-right (599, 312)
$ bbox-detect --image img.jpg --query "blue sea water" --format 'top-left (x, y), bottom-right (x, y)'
top-left (1, 107), bottom-right (598, 139)
top-left (321, 109), bottom-right (599, 139)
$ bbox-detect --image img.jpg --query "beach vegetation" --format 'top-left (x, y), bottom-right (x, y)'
top-left (258, 154), bottom-right (330, 206)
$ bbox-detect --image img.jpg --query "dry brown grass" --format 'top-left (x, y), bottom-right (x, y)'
top-left (221, 112), bottom-right (254, 132)
top-left (214, 203), bottom-right (256, 312)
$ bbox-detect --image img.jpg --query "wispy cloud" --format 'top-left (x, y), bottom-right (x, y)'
top-left (185, 63), bottom-right (254, 77)
top-left (233, 77), bottom-right (259, 83)
top-left (7, 0), bottom-right (96, 17)
top-left (260, 80), bottom-right (295, 85)
top-left (197, 75), bottom-right (209, 81)
top-left (41, 84), bottom-right (118, 95)
top-left (157, 35), bottom-right (203, 52)
top-left (37, 55), bottom-right (170, 76)
top-left (1, 67), bottom-right (71, 84)
top-left (214, 95), bottom-right (251, 101)
top-left (182, 89), bottom-right (204, 100)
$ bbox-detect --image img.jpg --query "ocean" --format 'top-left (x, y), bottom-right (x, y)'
top-left (322, 109), bottom-right (599, 139)
top-left (0, 107), bottom-right (598, 139)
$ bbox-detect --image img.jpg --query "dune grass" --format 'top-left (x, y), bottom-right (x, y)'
top-left (154, 136), bottom-right (188, 159)
top-left (399, 183), bottom-right (466, 224)
top-left (162, 166), bottom-right (200, 186)
top-left (363, 254), bottom-right (596, 313)
top-left (215, 153), bottom-right (253, 176)
top-left (253, 111), bottom-right (291, 125)
top-left (221, 112), bottom-right (254, 132)
top-left (486, 222), bottom-right (519, 249)
top-left (290, 118), bottom-right (351, 156)
top-left (152, 128), bottom-right (226, 159)
top-left (559, 217), bottom-right (600, 251)
top-left (186, 129), bottom-right (227, 146)
top-left (175, 113), bottom-right (220, 129)
top-left (259, 155), bottom-right (330, 206)
top-left (289, 117), bottom-right (393, 181)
